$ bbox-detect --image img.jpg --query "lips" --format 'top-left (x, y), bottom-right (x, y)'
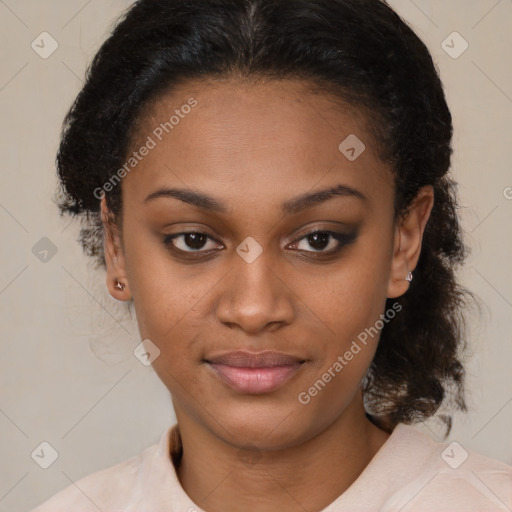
top-left (205, 350), bottom-right (306, 394)
top-left (207, 350), bottom-right (305, 367)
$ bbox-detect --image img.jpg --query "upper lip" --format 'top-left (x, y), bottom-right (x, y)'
top-left (205, 350), bottom-right (305, 368)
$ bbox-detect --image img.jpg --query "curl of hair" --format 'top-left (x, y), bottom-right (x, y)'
top-left (55, 0), bottom-right (477, 436)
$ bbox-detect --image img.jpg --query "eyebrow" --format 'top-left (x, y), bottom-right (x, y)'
top-left (144, 183), bottom-right (367, 214)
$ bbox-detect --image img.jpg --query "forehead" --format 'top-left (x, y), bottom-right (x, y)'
top-left (122, 77), bottom-right (394, 210)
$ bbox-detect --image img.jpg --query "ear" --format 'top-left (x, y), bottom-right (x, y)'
top-left (387, 185), bottom-right (434, 299)
top-left (101, 196), bottom-right (131, 301)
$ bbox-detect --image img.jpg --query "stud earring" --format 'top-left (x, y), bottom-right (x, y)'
top-left (115, 280), bottom-right (125, 291)
top-left (405, 271), bottom-right (413, 282)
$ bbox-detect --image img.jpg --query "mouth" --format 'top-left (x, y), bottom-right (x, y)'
top-left (204, 350), bottom-right (306, 394)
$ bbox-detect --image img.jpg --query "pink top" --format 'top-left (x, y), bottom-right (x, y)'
top-left (31, 422), bottom-right (512, 511)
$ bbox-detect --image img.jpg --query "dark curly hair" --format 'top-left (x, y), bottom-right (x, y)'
top-left (54, 0), bottom-right (477, 436)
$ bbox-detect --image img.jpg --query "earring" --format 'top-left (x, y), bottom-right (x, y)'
top-left (115, 280), bottom-right (125, 291)
top-left (405, 271), bottom-right (413, 282)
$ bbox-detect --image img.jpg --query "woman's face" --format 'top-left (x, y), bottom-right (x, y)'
top-left (103, 78), bottom-right (423, 450)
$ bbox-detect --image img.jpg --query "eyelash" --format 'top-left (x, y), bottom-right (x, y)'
top-left (162, 229), bottom-right (357, 260)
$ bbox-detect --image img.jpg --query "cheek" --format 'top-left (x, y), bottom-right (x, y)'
top-left (295, 242), bottom-right (392, 342)
top-left (123, 228), bottom-right (222, 380)
top-left (122, 229), bottom-right (192, 341)
top-left (292, 268), bottom-right (391, 421)
top-left (293, 275), bottom-right (385, 394)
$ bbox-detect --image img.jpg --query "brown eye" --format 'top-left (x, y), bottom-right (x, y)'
top-left (163, 232), bottom-right (222, 253)
top-left (162, 228), bottom-right (357, 260)
top-left (289, 230), bottom-right (357, 255)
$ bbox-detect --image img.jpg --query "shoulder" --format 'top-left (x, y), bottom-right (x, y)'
top-left (29, 436), bottom-right (164, 512)
top-left (382, 423), bottom-right (512, 511)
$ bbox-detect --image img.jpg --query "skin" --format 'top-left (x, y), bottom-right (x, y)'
top-left (100, 77), bottom-right (434, 512)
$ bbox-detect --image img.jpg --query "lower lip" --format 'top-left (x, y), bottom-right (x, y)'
top-left (207, 362), bottom-right (303, 394)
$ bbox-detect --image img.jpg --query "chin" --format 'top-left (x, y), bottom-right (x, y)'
top-left (206, 403), bottom-right (314, 452)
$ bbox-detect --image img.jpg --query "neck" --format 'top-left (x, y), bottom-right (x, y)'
top-left (174, 394), bottom-right (391, 512)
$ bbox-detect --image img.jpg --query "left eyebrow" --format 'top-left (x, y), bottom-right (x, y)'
top-left (143, 183), bottom-right (367, 214)
top-left (281, 184), bottom-right (367, 214)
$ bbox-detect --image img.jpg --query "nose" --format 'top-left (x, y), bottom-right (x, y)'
top-left (215, 248), bottom-right (295, 335)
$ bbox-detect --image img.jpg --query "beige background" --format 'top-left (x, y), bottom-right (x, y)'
top-left (0, 1), bottom-right (511, 510)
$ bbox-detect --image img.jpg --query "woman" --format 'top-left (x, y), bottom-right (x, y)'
top-left (32, 0), bottom-right (512, 510)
